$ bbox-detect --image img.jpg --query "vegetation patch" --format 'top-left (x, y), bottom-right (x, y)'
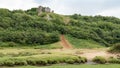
top-left (66, 35), bottom-right (104, 48)
top-left (109, 43), bottom-right (120, 53)
top-left (0, 55), bottom-right (87, 66)
top-left (92, 56), bottom-right (107, 64)
top-left (108, 57), bottom-right (120, 64)
top-left (0, 42), bottom-right (62, 49)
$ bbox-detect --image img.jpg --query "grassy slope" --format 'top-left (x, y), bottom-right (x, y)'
top-left (65, 35), bottom-right (105, 48)
top-left (5, 64), bottom-right (120, 68)
top-left (0, 42), bottom-right (62, 49)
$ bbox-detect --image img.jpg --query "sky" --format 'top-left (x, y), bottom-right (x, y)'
top-left (0, 0), bottom-right (120, 18)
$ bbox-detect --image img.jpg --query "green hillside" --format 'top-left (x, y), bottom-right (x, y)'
top-left (65, 35), bottom-right (104, 48)
top-left (0, 7), bottom-right (120, 48)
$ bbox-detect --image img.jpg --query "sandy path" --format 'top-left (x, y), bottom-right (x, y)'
top-left (77, 49), bottom-right (118, 60)
top-left (57, 35), bottom-right (119, 60)
top-left (41, 48), bottom-right (119, 60)
top-left (60, 35), bottom-right (73, 49)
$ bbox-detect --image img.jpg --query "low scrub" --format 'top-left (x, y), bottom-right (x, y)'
top-left (109, 43), bottom-right (120, 53)
top-left (108, 57), bottom-right (120, 64)
top-left (0, 52), bottom-right (39, 57)
top-left (92, 56), bottom-right (120, 64)
top-left (0, 55), bottom-right (87, 66)
top-left (92, 56), bottom-right (107, 64)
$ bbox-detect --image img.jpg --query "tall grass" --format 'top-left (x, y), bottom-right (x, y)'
top-left (65, 35), bottom-right (104, 48)
top-left (109, 43), bottom-right (120, 53)
top-left (0, 54), bottom-right (87, 66)
top-left (0, 42), bottom-right (62, 49)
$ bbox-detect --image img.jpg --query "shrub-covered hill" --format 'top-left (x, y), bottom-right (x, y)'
top-left (0, 7), bottom-right (120, 47)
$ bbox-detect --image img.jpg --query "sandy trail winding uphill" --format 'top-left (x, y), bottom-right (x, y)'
top-left (60, 35), bottom-right (73, 49)
top-left (58, 35), bottom-right (118, 60)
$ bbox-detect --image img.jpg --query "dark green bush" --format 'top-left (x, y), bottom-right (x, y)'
top-left (65, 59), bottom-right (75, 64)
top-left (0, 55), bottom-right (87, 66)
top-left (80, 57), bottom-right (87, 63)
top-left (117, 55), bottom-right (120, 59)
top-left (47, 59), bottom-right (59, 64)
top-left (14, 59), bottom-right (27, 65)
top-left (0, 31), bottom-right (60, 45)
top-left (36, 59), bottom-right (48, 65)
top-left (92, 56), bottom-right (107, 64)
top-left (108, 57), bottom-right (120, 64)
top-left (0, 60), bottom-right (4, 66)
top-left (4, 60), bottom-right (15, 66)
top-left (7, 42), bottom-right (18, 47)
top-left (109, 43), bottom-right (120, 53)
top-left (26, 59), bottom-right (37, 65)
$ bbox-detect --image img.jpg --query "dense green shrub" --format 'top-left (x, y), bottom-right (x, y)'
top-left (0, 55), bottom-right (87, 66)
top-left (14, 59), bottom-right (27, 65)
top-left (65, 59), bottom-right (75, 64)
top-left (26, 59), bottom-right (37, 65)
top-left (0, 60), bottom-right (4, 66)
top-left (108, 57), bottom-right (120, 64)
top-left (0, 31), bottom-right (60, 45)
top-left (109, 43), bottom-right (120, 53)
top-left (92, 56), bottom-right (107, 64)
top-left (47, 58), bottom-right (60, 64)
top-left (7, 42), bottom-right (18, 47)
top-left (36, 59), bottom-right (48, 65)
top-left (0, 8), bottom-right (11, 17)
top-left (80, 57), bottom-right (87, 63)
top-left (4, 60), bottom-right (15, 66)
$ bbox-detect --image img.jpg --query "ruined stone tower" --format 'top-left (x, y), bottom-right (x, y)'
top-left (37, 6), bottom-right (43, 16)
top-left (37, 6), bottom-right (51, 16)
top-left (44, 7), bottom-right (51, 13)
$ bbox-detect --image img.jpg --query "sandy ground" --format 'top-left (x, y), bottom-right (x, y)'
top-left (40, 48), bottom-right (119, 60)
top-left (76, 49), bottom-right (118, 60)
top-left (60, 35), bottom-right (73, 49)
top-left (59, 35), bottom-right (119, 60)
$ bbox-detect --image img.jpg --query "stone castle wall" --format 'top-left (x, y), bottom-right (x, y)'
top-left (37, 6), bottom-right (52, 16)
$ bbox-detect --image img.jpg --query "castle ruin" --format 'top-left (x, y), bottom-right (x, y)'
top-left (37, 6), bottom-right (52, 16)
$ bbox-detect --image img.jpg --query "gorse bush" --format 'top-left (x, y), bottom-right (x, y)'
top-left (14, 59), bottom-right (27, 66)
top-left (109, 43), bottom-right (120, 53)
top-left (92, 56), bottom-right (120, 64)
top-left (108, 57), bottom-right (120, 64)
top-left (7, 42), bottom-right (18, 47)
top-left (0, 31), bottom-right (60, 45)
top-left (0, 55), bottom-right (87, 66)
top-left (3, 60), bottom-right (15, 66)
top-left (80, 57), bottom-right (87, 63)
top-left (92, 56), bottom-right (107, 64)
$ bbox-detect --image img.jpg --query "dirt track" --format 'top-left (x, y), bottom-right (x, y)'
top-left (78, 49), bottom-right (117, 60)
top-left (59, 35), bottom-right (119, 60)
top-left (60, 35), bottom-right (73, 49)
